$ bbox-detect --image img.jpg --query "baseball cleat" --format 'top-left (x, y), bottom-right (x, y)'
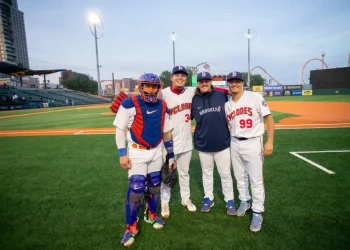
top-left (144, 216), bottom-right (165, 229)
top-left (201, 198), bottom-right (214, 212)
top-left (161, 203), bottom-right (170, 218)
top-left (250, 213), bottom-right (263, 232)
top-left (226, 200), bottom-right (236, 216)
top-left (120, 230), bottom-right (135, 247)
top-left (181, 200), bottom-right (197, 212)
top-left (236, 200), bottom-right (251, 216)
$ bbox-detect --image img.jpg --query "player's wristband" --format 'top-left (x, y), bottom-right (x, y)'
top-left (118, 148), bottom-right (127, 157)
top-left (164, 140), bottom-right (173, 148)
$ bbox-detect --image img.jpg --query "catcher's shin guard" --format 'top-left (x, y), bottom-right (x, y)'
top-left (125, 175), bottom-right (146, 226)
top-left (145, 171), bottom-right (161, 217)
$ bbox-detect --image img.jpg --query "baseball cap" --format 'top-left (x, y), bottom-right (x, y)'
top-left (227, 71), bottom-right (244, 82)
top-left (172, 65), bottom-right (188, 76)
top-left (197, 71), bottom-right (212, 81)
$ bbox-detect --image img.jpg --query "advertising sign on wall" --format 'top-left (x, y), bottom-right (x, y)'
top-left (291, 90), bottom-right (302, 96)
top-left (264, 85), bottom-right (284, 92)
top-left (302, 90), bottom-right (313, 96)
top-left (283, 90), bottom-right (291, 96)
top-left (253, 85), bottom-right (264, 92)
top-left (283, 85), bottom-right (302, 90)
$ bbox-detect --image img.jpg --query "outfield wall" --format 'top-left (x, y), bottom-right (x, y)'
top-left (312, 88), bottom-right (350, 95)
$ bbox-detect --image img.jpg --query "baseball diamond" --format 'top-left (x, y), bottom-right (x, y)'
top-left (0, 96), bottom-right (350, 250)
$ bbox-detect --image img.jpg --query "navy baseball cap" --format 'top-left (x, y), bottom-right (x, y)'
top-left (197, 71), bottom-right (212, 81)
top-left (172, 65), bottom-right (188, 76)
top-left (227, 71), bottom-right (244, 82)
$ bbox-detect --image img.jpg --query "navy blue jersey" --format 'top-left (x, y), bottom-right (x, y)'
top-left (191, 89), bottom-right (230, 152)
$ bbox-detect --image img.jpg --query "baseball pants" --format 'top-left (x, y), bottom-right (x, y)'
top-left (161, 150), bottom-right (192, 204)
top-left (127, 145), bottom-right (163, 177)
top-left (198, 147), bottom-right (234, 202)
top-left (230, 136), bottom-right (265, 213)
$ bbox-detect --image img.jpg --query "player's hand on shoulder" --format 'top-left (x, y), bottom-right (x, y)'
top-left (120, 155), bottom-right (132, 169)
top-left (263, 141), bottom-right (273, 157)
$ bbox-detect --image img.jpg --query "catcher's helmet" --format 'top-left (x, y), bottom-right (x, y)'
top-left (161, 154), bottom-right (177, 188)
top-left (138, 73), bottom-right (161, 102)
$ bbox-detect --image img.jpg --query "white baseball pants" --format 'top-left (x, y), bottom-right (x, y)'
top-left (127, 145), bottom-right (163, 177)
top-left (230, 136), bottom-right (265, 213)
top-left (161, 150), bottom-right (192, 204)
top-left (198, 147), bottom-right (234, 202)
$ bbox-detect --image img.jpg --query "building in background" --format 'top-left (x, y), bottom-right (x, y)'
top-left (0, 0), bottom-right (29, 79)
top-left (59, 70), bottom-right (93, 83)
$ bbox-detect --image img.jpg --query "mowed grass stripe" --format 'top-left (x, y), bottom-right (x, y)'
top-left (0, 108), bottom-right (116, 130)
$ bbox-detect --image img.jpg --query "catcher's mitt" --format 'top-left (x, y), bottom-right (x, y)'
top-left (110, 91), bottom-right (128, 114)
top-left (161, 154), bottom-right (177, 188)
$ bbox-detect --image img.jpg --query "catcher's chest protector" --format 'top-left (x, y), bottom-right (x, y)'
top-left (130, 95), bottom-right (166, 148)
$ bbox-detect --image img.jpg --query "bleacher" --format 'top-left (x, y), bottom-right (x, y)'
top-left (0, 87), bottom-right (112, 110)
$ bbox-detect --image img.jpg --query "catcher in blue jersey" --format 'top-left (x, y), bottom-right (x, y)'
top-left (113, 73), bottom-right (175, 247)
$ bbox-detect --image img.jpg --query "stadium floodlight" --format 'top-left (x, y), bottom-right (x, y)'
top-left (172, 32), bottom-right (176, 67)
top-left (244, 29), bottom-right (259, 87)
top-left (88, 11), bottom-right (104, 96)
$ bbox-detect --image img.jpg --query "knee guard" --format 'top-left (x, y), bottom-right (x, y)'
top-left (145, 171), bottom-right (161, 214)
top-left (126, 175), bottom-right (146, 226)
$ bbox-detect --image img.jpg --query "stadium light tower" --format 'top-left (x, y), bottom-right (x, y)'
top-left (172, 32), bottom-right (176, 67)
top-left (88, 11), bottom-right (103, 96)
top-left (244, 29), bottom-right (253, 87)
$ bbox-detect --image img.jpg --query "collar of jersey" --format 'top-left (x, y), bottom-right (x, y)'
top-left (170, 85), bottom-right (185, 95)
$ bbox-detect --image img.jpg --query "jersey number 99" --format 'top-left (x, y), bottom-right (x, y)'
top-left (239, 119), bottom-right (253, 128)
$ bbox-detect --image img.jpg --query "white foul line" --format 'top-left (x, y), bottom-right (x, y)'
top-left (290, 150), bottom-right (350, 175)
top-left (74, 131), bottom-right (83, 135)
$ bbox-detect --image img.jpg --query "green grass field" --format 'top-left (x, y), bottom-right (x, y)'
top-left (1, 95), bottom-right (350, 250)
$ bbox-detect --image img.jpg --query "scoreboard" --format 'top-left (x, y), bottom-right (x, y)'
top-left (192, 74), bottom-right (228, 88)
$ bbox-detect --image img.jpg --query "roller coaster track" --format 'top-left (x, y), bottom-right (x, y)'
top-left (250, 66), bottom-right (283, 85)
top-left (299, 58), bottom-right (328, 84)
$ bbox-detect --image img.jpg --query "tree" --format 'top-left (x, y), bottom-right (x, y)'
top-left (61, 74), bottom-right (98, 94)
top-left (185, 66), bottom-right (196, 86)
top-left (241, 72), bottom-right (265, 87)
top-left (159, 70), bottom-right (172, 88)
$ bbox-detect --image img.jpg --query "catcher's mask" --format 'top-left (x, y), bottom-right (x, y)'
top-left (138, 73), bottom-right (161, 103)
top-left (161, 154), bottom-right (177, 188)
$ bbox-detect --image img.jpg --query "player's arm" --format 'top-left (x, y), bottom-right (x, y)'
top-left (163, 111), bottom-right (176, 169)
top-left (263, 114), bottom-right (274, 157)
top-left (163, 128), bottom-right (176, 169)
top-left (114, 103), bottom-right (132, 169)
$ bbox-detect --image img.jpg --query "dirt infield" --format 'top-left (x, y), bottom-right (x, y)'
top-left (1, 102), bottom-right (349, 137)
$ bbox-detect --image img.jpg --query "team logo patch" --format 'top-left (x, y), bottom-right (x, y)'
top-left (262, 101), bottom-right (268, 107)
top-left (202, 72), bottom-right (206, 77)
top-left (232, 72), bottom-right (237, 76)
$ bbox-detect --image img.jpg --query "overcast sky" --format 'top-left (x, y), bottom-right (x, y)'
top-left (19, 0), bottom-right (350, 85)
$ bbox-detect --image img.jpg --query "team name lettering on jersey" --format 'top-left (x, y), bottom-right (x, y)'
top-left (199, 106), bottom-right (221, 116)
top-left (169, 102), bottom-right (191, 116)
top-left (226, 107), bottom-right (253, 122)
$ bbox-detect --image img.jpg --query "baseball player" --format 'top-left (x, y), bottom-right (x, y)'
top-left (114, 73), bottom-right (175, 247)
top-left (224, 71), bottom-right (274, 232)
top-left (191, 72), bottom-right (236, 215)
top-left (160, 65), bottom-right (197, 218)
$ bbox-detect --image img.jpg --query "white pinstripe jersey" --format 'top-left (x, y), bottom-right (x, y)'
top-left (161, 87), bottom-right (196, 154)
